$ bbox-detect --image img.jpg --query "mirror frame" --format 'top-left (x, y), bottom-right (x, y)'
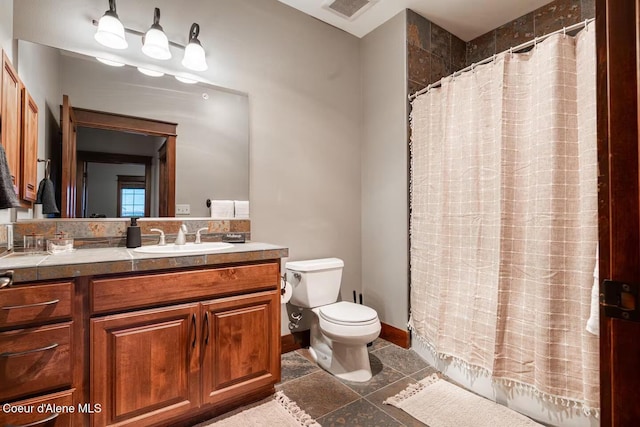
top-left (62, 104), bottom-right (177, 217)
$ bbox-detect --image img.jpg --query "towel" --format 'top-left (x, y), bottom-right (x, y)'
top-left (234, 200), bottom-right (249, 219)
top-left (0, 144), bottom-right (20, 209)
top-left (586, 245), bottom-right (599, 336)
top-left (210, 200), bottom-right (234, 219)
top-left (36, 178), bottom-right (60, 214)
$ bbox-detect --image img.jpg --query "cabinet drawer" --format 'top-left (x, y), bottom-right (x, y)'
top-left (0, 322), bottom-right (73, 402)
top-left (0, 282), bottom-right (73, 329)
top-left (0, 389), bottom-right (74, 427)
top-left (91, 262), bottom-right (279, 314)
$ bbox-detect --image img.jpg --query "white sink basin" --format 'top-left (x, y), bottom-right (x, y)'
top-left (133, 242), bottom-right (234, 254)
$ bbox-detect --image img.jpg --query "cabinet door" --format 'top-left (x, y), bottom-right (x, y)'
top-left (91, 303), bottom-right (200, 427)
top-left (1, 50), bottom-right (22, 195)
top-left (201, 290), bottom-right (280, 405)
top-left (21, 88), bottom-right (38, 202)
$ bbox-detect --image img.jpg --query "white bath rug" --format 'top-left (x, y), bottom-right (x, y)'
top-left (384, 374), bottom-right (543, 427)
top-left (199, 391), bottom-right (320, 426)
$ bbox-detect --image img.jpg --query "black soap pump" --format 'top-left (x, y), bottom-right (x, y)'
top-left (126, 217), bottom-right (142, 248)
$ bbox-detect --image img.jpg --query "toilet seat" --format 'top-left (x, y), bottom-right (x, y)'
top-left (319, 301), bottom-right (379, 326)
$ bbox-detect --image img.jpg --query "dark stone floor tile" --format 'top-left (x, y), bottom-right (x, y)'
top-left (276, 371), bottom-right (360, 419)
top-left (339, 354), bottom-right (405, 397)
top-left (367, 377), bottom-right (429, 427)
top-left (279, 350), bottom-right (321, 384)
top-left (317, 398), bottom-right (404, 427)
top-left (369, 338), bottom-right (392, 352)
top-left (410, 366), bottom-right (439, 381)
top-left (371, 344), bottom-right (430, 376)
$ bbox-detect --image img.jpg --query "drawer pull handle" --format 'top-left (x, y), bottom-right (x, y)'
top-left (0, 270), bottom-right (14, 289)
top-left (6, 412), bottom-right (59, 427)
top-left (2, 299), bottom-right (60, 310)
top-left (204, 311), bottom-right (210, 345)
top-left (0, 343), bottom-right (59, 358)
top-left (191, 313), bottom-right (197, 349)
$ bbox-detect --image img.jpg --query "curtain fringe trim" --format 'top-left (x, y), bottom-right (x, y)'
top-left (274, 391), bottom-right (321, 426)
top-left (407, 324), bottom-right (600, 419)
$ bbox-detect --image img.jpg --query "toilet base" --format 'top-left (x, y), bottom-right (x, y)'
top-left (309, 319), bottom-right (374, 383)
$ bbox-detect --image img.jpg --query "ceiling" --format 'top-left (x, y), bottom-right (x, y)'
top-left (278, 0), bottom-right (556, 41)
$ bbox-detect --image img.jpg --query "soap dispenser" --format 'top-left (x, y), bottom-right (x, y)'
top-left (126, 217), bottom-right (142, 248)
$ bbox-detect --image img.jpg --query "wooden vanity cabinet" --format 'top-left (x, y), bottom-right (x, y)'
top-left (21, 88), bottom-right (39, 202)
top-left (89, 261), bottom-right (281, 427)
top-left (1, 48), bottom-right (40, 203)
top-left (0, 281), bottom-right (76, 427)
top-left (1, 50), bottom-right (22, 196)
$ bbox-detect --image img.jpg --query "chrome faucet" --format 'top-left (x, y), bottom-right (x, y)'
top-left (195, 227), bottom-right (208, 244)
top-left (175, 224), bottom-right (188, 245)
top-left (150, 228), bottom-right (166, 246)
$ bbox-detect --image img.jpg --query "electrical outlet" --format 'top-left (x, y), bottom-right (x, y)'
top-left (176, 204), bottom-right (191, 215)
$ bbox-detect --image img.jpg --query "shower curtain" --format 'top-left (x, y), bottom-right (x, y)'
top-left (409, 22), bottom-right (599, 412)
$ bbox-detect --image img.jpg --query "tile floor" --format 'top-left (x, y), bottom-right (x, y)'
top-left (277, 339), bottom-right (436, 426)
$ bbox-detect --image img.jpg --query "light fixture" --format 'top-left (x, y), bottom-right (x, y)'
top-left (94, 0), bottom-right (128, 49)
top-left (96, 57), bottom-right (125, 67)
top-left (137, 67), bottom-right (164, 77)
top-left (175, 75), bottom-right (198, 84)
top-left (182, 23), bottom-right (208, 71)
top-left (142, 7), bottom-right (171, 60)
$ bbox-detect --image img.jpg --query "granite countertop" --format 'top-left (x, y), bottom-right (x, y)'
top-left (0, 242), bottom-right (289, 283)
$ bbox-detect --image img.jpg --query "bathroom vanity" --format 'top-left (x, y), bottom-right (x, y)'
top-left (0, 242), bottom-right (287, 427)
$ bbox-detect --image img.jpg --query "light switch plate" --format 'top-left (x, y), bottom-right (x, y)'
top-left (176, 204), bottom-right (191, 215)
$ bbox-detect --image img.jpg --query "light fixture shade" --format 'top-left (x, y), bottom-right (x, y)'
top-left (96, 57), bottom-right (125, 67)
top-left (137, 67), bottom-right (164, 77)
top-left (142, 8), bottom-right (171, 60)
top-left (94, 0), bottom-right (127, 49)
top-left (182, 23), bottom-right (208, 71)
top-left (175, 75), bottom-right (198, 84)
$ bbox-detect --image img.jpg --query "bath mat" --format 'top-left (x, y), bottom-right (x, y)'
top-left (384, 374), bottom-right (543, 427)
top-left (199, 391), bottom-right (320, 426)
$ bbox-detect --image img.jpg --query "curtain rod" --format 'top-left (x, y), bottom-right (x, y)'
top-left (408, 18), bottom-right (595, 101)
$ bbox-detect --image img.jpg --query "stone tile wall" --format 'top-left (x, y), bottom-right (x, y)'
top-left (407, 9), bottom-right (466, 95)
top-left (407, 0), bottom-right (595, 94)
top-left (467, 0), bottom-right (595, 66)
top-left (8, 218), bottom-right (251, 251)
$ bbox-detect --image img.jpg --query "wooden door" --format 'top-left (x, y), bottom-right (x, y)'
top-left (91, 304), bottom-right (200, 427)
top-left (1, 50), bottom-right (22, 195)
top-left (61, 95), bottom-right (77, 218)
top-left (596, 0), bottom-right (640, 425)
top-left (21, 88), bottom-right (38, 202)
top-left (158, 141), bottom-right (168, 217)
top-left (201, 291), bottom-right (280, 405)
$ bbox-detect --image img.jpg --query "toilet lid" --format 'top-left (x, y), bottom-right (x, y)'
top-left (319, 301), bottom-right (378, 324)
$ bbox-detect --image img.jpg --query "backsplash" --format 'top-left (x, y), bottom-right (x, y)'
top-left (2, 219), bottom-right (250, 251)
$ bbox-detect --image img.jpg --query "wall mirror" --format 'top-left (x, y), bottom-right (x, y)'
top-left (17, 40), bottom-right (250, 218)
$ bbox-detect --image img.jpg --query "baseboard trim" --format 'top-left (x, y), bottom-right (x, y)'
top-left (281, 330), bottom-right (311, 354)
top-left (281, 323), bottom-right (410, 353)
top-left (380, 322), bottom-right (410, 349)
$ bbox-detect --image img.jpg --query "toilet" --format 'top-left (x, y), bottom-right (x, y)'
top-left (286, 258), bottom-right (381, 382)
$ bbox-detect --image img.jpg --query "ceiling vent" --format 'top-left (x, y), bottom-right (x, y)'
top-left (322, 0), bottom-right (378, 20)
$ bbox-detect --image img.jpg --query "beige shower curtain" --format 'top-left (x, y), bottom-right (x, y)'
top-left (409, 22), bottom-right (599, 412)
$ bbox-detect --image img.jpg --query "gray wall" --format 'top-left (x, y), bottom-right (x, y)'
top-left (87, 163), bottom-right (146, 218)
top-left (0, 0), bottom-right (12, 60)
top-left (361, 12), bottom-right (409, 330)
top-left (13, 0), bottom-right (363, 333)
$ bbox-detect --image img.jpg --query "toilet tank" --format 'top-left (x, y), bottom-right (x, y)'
top-left (285, 258), bottom-right (344, 308)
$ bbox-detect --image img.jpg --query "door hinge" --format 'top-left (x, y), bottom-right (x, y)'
top-left (602, 280), bottom-right (638, 321)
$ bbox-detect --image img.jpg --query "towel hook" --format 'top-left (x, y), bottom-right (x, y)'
top-left (37, 159), bottom-right (51, 179)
